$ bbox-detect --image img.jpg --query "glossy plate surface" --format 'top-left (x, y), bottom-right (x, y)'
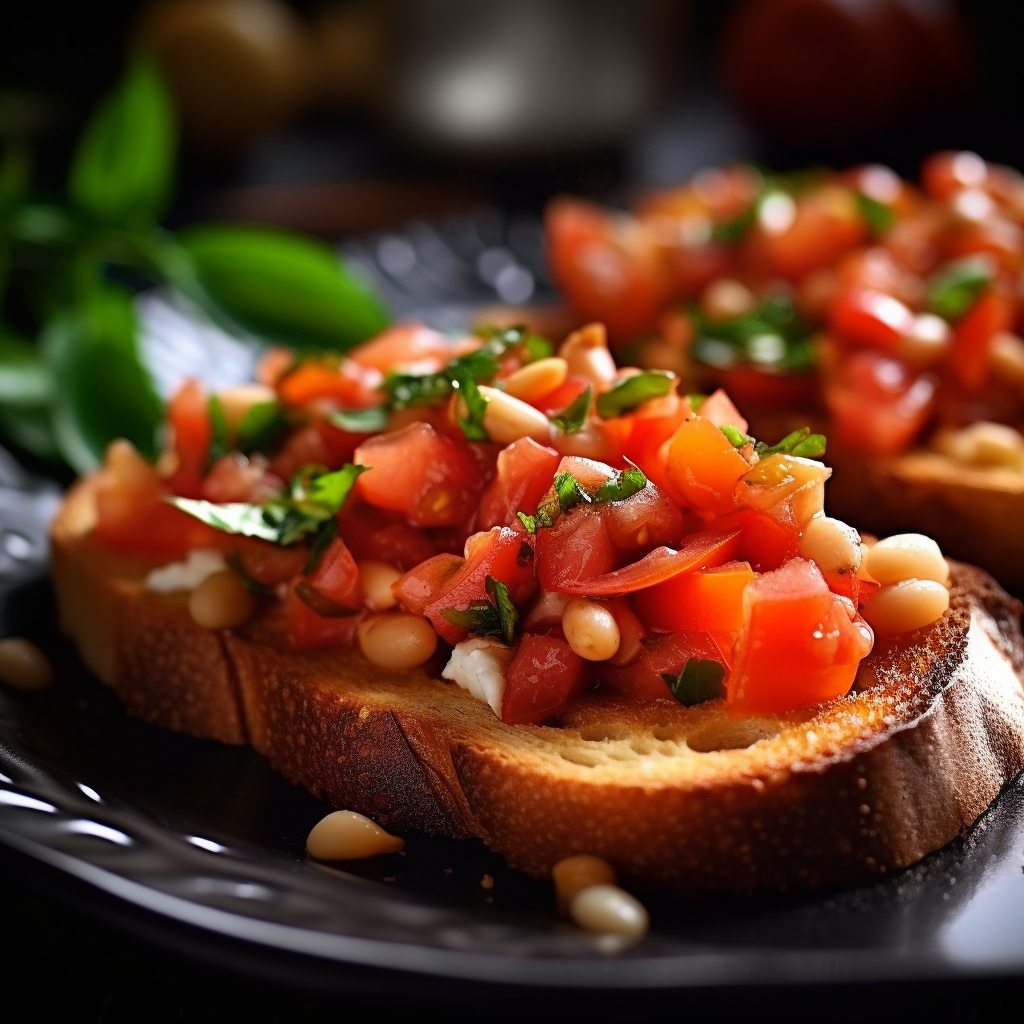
top-left (2, 210), bottom-right (1024, 992)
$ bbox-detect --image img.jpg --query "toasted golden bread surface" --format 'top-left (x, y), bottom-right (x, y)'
top-left (50, 475), bottom-right (1024, 897)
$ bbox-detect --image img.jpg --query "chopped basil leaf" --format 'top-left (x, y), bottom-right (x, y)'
top-left (549, 385), bottom-right (592, 433)
top-left (303, 517), bottom-right (338, 574)
top-left (594, 465), bottom-right (647, 503)
top-left (690, 294), bottom-right (815, 374)
top-left (169, 463), bottom-right (367, 546)
top-left (662, 658), bottom-right (726, 707)
top-left (516, 509), bottom-right (552, 533)
top-left (927, 256), bottom-right (995, 321)
top-left (452, 372), bottom-right (490, 441)
top-left (206, 395), bottom-right (230, 465)
top-left (754, 427), bottom-right (827, 460)
top-left (554, 470), bottom-right (591, 513)
top-left (855, 192), bottom-right (896, 235)
top-left (442, 574), bottom-right (518, 644)
top-left (720, 423), bottom-right (755, 449)
top-left (236, 400), bottom-right (289, 455)
top-left (329, 404), bottom-right (389, 433)
top-left (596, 370), bottom-right (675, 419)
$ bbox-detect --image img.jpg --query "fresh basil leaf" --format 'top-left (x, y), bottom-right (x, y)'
top-left (855, 192), bottom-right (896, 235)
top-left (329, 405), bottom-right (389, 433)
top-left (754, 427), bottom-right (827, 460)
top-left (0, 333), bottom-right (51, 408)
top-left (554, 471), bottom-right (591, 513)
top-left (384, 369), bottom-right (452, 409)
top-left (596, 370), bottom-right (675, 418)
top-left (170, 464), bottom-right (367, 547)
top-left (236, 400), bottom-right (289, 455)
top-left (927, 256), bottom-right (995, 321)
top-left (516, 511), bottom-right (537, 533)
top-left (206, 394), bottom-right (230, 465)
top-left (594, 466), bottom-right (647, 503)
top-left (179, 224), bottom-right (390, 352)
top-left (662, 658), bottom-right (726, 707)
top-left (44, 286), bottom-right (163, 473)
top-left (720, 423), bottom-right (755, 449)
top-left (442, 600), bottom-right (503, 638)
top-left (485, 575), bottom-right (519, 645)
top-left (68, 51), bottom-right (175, 228)
top-left (550, 385), bottom-right (592, 433)
top-left (476, 324), bottom-right (551, 362)
top-left (690, 294), bottom-right (815, 374)
top-left (453, 372), bottom-right (490, 441)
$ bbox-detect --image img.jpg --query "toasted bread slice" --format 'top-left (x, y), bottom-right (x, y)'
top-left (50, 473), bottom-right (1024, 898)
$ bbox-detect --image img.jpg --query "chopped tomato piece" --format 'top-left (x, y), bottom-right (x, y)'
top-left (501, 633), bottom-right (590, 724)
top-left (662, 414), bottom-right (750, 513)
top-left (393, 527), bottom-right (536, 644)
top-left (596, 630), bottom-right (726, 703)
top-left (477, 437), bottom-right (561, 530)
top-left (728, 558), bottom-right (873, 715)
top-left (348, 323), bottom-right (479, 373)
top-left (299, 537), bottom-right (363, 614)
top-left (355, 422), bottom-right (483, 529)
top-left (949, 288), bottom-right (1013, 391)
top-left (827, 287), bottom-right (915, 351)
top-left (695, 388), bottom-right (749, 432)
top-left (285, 579), bottom-right (363, 650)
top-left (164, 378), bottom-right (212, 498)
top-left (276, 358), bottom-right (383, 409)
top-left (714, 508), bottom-right (801, 573)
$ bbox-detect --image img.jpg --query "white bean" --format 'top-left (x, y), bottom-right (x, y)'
top-left (558, 323), bottom-right (617, 387)
top-left (562, 598), bottom-right (621, 661)
top-left (862, 579), bottom-right (950, 636)
top-left (552, 855), bottom-right (618, 916)
top-left (0, 637), bottom-right (53, 692)
top-left (476, 386), bottom-right (554, 445)
top-left (569, 884), bottom-right (650, 938)
top-left (306, 810), bottom-right (404, 860)
top-left (357, 560), bottom-right (401, 611)
top-left (798, 516), bottom-right (862, 578)
top-left (501, 358), bottom-right (569, 403)
top-left (866, 534), bottom-right (949, 586)
top-left (188, 571), bottom-right (257, 630)
top-left (357, 612), bottom-right (438, 669)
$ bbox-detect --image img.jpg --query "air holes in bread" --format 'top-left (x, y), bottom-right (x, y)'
top-left (685, 720), bottom-right (780, 752)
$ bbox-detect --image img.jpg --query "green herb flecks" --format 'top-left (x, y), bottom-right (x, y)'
top-left (596, 371), bottom-right (675, 418)
top-left (441, 575), bottom-right (519, 644)
top-left (549, 385), bottom-right (592, 433)
top-left (855, 192), bottom-right (896, 235)
top-left (662, 658), bottom-right (726, 707)
top-left (689, 294), bottom-right (816, 375)
top-left (523, 464), bottom-right (649, 530)
top-left (927, 256), bottom-right (995, 322)
top-left (721, 423), bottom-right (827, 461)
top-left (594, 465), bottom-right (647, 502)
top-left (169, 463), bottom-right (367, 547)
top-left (329, 405), bottom-right (389, 433)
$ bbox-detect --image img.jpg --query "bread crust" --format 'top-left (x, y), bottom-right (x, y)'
top-left (50, 474), bottom-right (1024, 897)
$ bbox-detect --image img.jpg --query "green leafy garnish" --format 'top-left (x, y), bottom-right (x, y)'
top-left (721, 423), bottom-right (827, 460)
top-left (206, 395), bottom-right (230, 465)
top-left (169, 463), bottom-right (367, 547)
top-left (662, 659), bottom-right (726, 707)
top-left (689, 294), bottom-right (815, 375)
top-left (596, 371), bottom-right (675, 418)
top-left (855, 192), bottom-right (896, 235)
top-left (594, 465), bottom-right (647, 502)
top-left (926, 256), bottom-right (995, 321)
top-left (549, 385), bottom-right (592, 433)
top-left (441, 575), bottom-right (519, 644)
top-left (453, 372), bottom-right (489, 441)
top-left (329, 405), bottom-right (389, 434)
top-left (236, 400), bottom-right (289, 455)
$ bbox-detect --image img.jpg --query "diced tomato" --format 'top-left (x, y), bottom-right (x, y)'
top-left (948, 288), bottom-right (1014, 391)
top-left (718, 367), bottom-right (818, 411)
top-left (477, 437), bottom-right (561, 530)
top-left (284, 578), bottom-right (363, 650)
top-left (633, 559), bottom-right (754, 640)
top-left (714, 508), bottom-right (802, 573)
top-left (823, 349), bottom-right (936, 455)
top-left (621, 392), bottom-right (690, 492)
top-left (268, 424), bottom-right (333, 482)
top-left (600, 483), bottom-right (685, 554)
top-left (920, 150), bottom-right (989, 202)
top-left (338, 498), bottom-right (438, 571)
top-left (228, 536), bottom-right (308, 586)
top-left (695, 388), bottom-right (749, 432)
top-left (596, 630), bottom-right (726, 703)
top-left (727, 558), bottom-right (873, 715)
top-left (164, 378), bottom-right (212, 498)
top-left (547, 528), bottom-right (741, 596)
top-left (298, 537), bottom-right (363, 614)
top-left (827, 287), bottom-right (915, 351)
top-left (201, 453), bottom-right (279, 503)
top-left (531, 374), bottom-right (592, 418)
top-left (355, 422), bottom-right (483, 528)
top-left (735, 453), bottom-right (830, 528)
top-left (544, 194), bottom-right (670, 343)
top-left (661, 414), bottom-right (750, 513)
top-left (501, 632), bottom-right (590, 724)
top-left (393, 527), bottom-right (536, 644)
top-left (276, 357), bottom-right (383, 410)
top-left (348, 322), bottom-right (479, 374)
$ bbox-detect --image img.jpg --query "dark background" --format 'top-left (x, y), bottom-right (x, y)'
top-left (3, 1), bottom-right (1024, 1016)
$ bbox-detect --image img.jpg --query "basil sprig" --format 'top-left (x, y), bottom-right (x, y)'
top-left (690, 294), bottom-right (815, 375)
top-left (169, 463), bottom-right (367, 547)
top-left (662, 658), bottom-right (726, 707)
top-left (926, 256), bottom-right (995, 322)
top-left (596, 370), bottom-right (675, 418)
top-left (720, 424), bottom-right (826, 461)
top-left (0, 54), bottom-right (391, 474)
top-left (441, 575), bottom-right (519, 644)
top-left (517, 464), bottom-right (648, 532)
top-left (549, 385), bottom-right (592, 433)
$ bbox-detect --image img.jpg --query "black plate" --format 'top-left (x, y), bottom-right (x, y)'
top-left (3, 211), bottom-right (1024, 995)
